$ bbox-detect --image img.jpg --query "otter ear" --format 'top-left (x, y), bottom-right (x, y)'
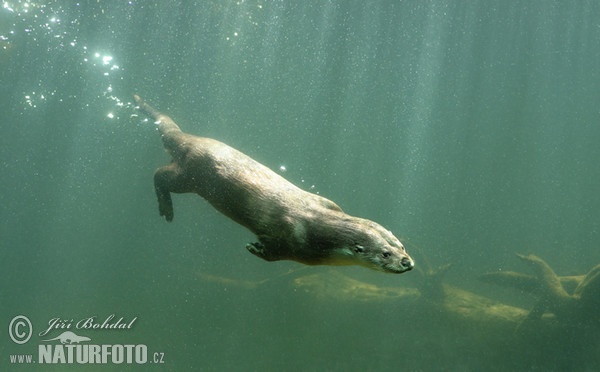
top-left (354, 245), bottom-right (365, 254)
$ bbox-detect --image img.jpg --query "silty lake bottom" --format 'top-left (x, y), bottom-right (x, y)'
top-left (1, 1), bottom-right (599, 370)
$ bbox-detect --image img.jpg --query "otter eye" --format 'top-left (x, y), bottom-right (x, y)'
top-left (354, 245), bottom-right (365, 253)
top-left (382, 251), bottom-right (391, 259)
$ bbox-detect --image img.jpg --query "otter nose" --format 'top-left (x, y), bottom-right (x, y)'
top-left (401, 257), bottom-right (414, 270)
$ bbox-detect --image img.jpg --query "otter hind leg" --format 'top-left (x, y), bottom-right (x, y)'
top-left (154, 164), bottom-right (180, 222)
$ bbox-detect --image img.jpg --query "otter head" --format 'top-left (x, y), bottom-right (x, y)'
top-left (344, 221), bottom-right (414, 274)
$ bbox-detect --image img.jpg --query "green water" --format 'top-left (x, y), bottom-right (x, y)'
top-left (1, 1), bottom-right (599, 370)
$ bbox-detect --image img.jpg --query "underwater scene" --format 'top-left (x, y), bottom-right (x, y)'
top-left (1, 1), bottom-right (600, 370)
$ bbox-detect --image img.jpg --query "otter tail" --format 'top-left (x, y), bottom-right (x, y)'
top-left (134, 95), bottom-right (184, 155)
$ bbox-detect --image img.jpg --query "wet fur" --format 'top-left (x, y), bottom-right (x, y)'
top-left (135, 95), bottom-right (414, 273)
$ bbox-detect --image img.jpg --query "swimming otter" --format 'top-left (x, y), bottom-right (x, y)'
top-left (135, 95), bottom-right (414, 274)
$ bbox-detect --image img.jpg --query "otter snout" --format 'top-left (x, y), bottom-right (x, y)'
top-left (400, 257), bottom-right (414, 271)
top-left (379, 252), bottom-right (415, 274)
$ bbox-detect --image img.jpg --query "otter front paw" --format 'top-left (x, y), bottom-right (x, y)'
top-left (246, 242), bottom-right (266, 258)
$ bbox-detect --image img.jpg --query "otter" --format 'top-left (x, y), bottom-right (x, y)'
top-left (134, 95), bottom-right (414, 274)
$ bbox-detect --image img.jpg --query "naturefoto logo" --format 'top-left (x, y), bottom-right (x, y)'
top-left (39, 329), bottom-right (146, 365)
top-left (7, 314), bottom-right (166, 365)
top-left (42, 331), bottom-right (90, 344)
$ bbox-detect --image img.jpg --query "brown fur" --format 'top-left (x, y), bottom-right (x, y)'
top-left (135, 95), bottom-right (414, 273)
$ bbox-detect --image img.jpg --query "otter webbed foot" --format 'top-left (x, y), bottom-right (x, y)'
top-left (155, 186), bottom-right (174, 221)
top-left (246, 242), bottom-right (266, 258)
top-left (246, 240), bottom-right (283, 262)
top-left (246, 241), bottom-right (282, 262)
top-left (154, 164), bottom-right (179, 222)
top-left (157, 194), bottom-right (174, 221)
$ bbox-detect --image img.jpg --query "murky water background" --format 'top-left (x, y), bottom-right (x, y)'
top-left (2, 1), bottom-right (599, 370)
